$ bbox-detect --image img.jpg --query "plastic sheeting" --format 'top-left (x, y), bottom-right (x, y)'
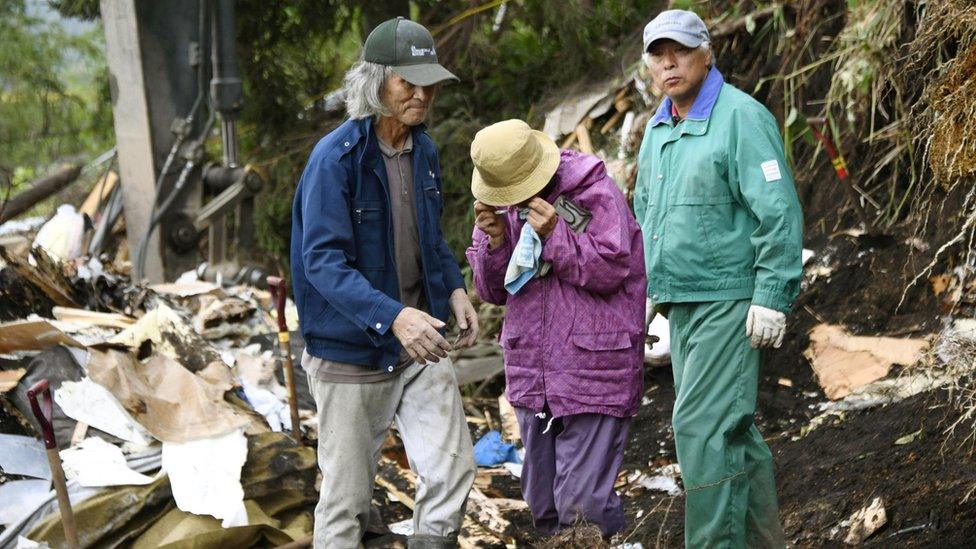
top-left (0, 480), bottom-right (51, 526)
top-left (0, 446), bottom-right (162, 548)
top-left (0, 434), bottom-right (50, 480)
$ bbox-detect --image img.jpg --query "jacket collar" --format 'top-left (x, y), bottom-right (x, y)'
top-left (353, 117), bottom-right (427, 165)
top-left (650, 66), bottom-right (725, 127)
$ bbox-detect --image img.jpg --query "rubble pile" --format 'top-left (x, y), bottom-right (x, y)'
top-left (0, 242), bottom-right (320, 547)
top-left (0, 228), bottom-right (528, 547)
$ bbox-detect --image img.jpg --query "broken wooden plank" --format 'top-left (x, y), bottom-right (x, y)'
top-left (70, 421), bottom-right (89, 447)
top-left (466, 486), bottom-right (515, 543)
top-left (804, 324), bottom-right (930, 399)
top-left (0, 319), bottom-right (84, 353)
top-left (613, 86), bottom-right (630, 104)
top-left (377, 457), bottom-right (511, 546)
top-left (474, 467), bottom-right (518, 498)
top-left (0, 368), bottom-right (26, 393)
top-left (600, 109), bottom-right (627, 134)
top-left (376, 475), bottom-right (415, 510)
top-left (149, 280), bottom-right (221, 297)
top-left (52, 306), bottom-right (135, 329)
top-left (79, 171), bottom-right (119, 218)
top-left (0, 247), bottom-right (77, 306)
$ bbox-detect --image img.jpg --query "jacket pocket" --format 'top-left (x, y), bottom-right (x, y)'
top-left (500, 332), bottom-right (521, 350)
top-left (571, 332), bottom-right (632, 351)
top-left (351, 199), bottom-right (386, 271)
top-left (423, 180), bottom-right (443, 218)
top-left (664, 195), bottom-right (736, 281)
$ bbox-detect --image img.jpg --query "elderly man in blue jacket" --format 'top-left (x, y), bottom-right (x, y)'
top-left (290, 17), bottom-right (478, 549)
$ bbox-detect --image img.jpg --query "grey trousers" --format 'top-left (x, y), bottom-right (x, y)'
top-left (306, 354), bottom-right (476, 548)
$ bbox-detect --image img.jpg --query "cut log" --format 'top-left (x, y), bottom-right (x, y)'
top-left (0, 164), bottom-right (83, 223)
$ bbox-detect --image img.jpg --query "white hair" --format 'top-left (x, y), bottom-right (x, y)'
top-left (700, 41), bottom-right (713, 66)
top-left (343, 57), bottom-right (392, 119)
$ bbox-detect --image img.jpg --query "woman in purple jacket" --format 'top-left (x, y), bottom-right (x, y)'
top-left (465, 119), bottom-right (646, 537)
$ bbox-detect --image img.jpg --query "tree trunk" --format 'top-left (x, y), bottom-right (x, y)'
top-left (0, 164), bottom-right (83, 224)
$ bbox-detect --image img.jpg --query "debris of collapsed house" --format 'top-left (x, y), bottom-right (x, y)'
top-left (0, 219), bottom-right (524, 546)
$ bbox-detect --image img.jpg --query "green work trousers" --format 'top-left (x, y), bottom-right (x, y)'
top-left (668, 299), bottom-right (785, 548)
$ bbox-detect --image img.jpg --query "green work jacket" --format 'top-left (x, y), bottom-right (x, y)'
top-left (634, 67), bottom-right (803, 313)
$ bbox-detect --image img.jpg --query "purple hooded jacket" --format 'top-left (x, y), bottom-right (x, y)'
top-left (466, 150), bottom-right (646, 418)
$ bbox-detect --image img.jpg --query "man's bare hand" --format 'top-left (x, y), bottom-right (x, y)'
top-left (449, 288), bottom-right (479, 349)
top-left (526, 197), bottom-right (557, 238)
top-left (474, 201), bottom-right (506, 249)
top-left (392, 307), bottom-right (452, 364)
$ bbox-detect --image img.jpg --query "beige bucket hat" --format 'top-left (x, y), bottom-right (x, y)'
top-left (470, 119), bottom-right (560, 207)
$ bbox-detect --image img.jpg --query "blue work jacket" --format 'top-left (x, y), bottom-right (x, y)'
top-left (290, 117), bottom-right (465, 370)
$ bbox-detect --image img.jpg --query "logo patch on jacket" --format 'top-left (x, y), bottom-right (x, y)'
top-left (760, 160), bottom-right (782, 182)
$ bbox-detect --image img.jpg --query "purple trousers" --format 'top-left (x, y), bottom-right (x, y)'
top-left (515, 406), bottom-right (630, 536)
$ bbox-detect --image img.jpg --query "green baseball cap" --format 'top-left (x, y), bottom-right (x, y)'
top-left (363, 17), bottom-right (459, 86)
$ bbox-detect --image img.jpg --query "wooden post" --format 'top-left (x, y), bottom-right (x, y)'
top-left (101, 0), bottom-right (164, 281)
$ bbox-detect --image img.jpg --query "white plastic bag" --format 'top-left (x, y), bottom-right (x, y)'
top-left (33, 204), bottom-right (86, 261)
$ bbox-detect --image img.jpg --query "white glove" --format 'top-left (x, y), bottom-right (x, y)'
top-left (746, 305), bottom-right (786, 349)
top-left (645, 299), bottom-right (657, 346)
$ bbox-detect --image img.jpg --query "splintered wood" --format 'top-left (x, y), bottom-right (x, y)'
top-left (375, 456), bottom-right (525, 546)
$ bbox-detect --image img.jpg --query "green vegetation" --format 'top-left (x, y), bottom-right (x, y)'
top-left (12, 0), bottom-right (974, 274)
top-left (0, 0), bottom-right (112, 191)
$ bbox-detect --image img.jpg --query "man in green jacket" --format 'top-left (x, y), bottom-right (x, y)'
top-left (635, 10), bottom-right (803, 548)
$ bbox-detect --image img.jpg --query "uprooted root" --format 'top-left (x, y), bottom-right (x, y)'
top-left (898, 185), bottom-right (976, 311)
top-left (932, 326), bottom-right (976, 452)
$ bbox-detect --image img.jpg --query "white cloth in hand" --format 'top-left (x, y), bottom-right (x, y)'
top-left (504, 221), bottom-right (543, 294)
top-left (746, 305), bottom-right (786, 349)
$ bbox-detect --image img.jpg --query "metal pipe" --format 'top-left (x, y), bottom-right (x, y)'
top-left (221, 118), bottom-right (239, 167)
top-left (210, 0), bottom-right (242, 168)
